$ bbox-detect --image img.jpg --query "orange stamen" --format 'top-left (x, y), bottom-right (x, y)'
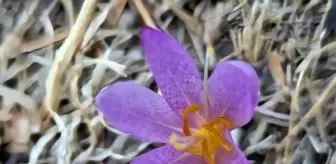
top-left (180, 104), bottom-right (202, 136)
top-left (182, 115), bottom-right (192, 136)
top-left (180, 104), bottom-right (201, 115)
top-left (202, 124), bottom-right (232, 151)
top-left (169, 104), bottom-right (234, 164)
top-left (202, 141), bottom-right (215, 164)
top-left (209, 117), bottom-right (234, 128)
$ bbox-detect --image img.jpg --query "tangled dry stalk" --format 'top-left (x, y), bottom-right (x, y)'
top-left (0, 0), bottom-right (335, 164)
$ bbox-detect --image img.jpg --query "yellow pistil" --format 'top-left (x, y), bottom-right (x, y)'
top-left (169, 104), bottom-right (234, 164)
top-left (207, 46), bottom-right (214, 53)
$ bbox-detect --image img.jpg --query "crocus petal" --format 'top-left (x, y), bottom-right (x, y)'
top-left (229, 61), bottom-right (259, 105)
top-left (95, 81), bottom-right (182, 143)
top-left (208, 60), bottom-right (259, 128)
top-left (131, 145), bottom-right (206, 164)
top-left (139, 27), bottom-right (203, 116)
top-left (215, 128), bottom-right (249, 164)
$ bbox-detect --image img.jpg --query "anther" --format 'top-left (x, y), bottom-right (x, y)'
top-left (202, 141), bottom-right (215, 164)
top-left (209, 117), bottom-right (234, 128)
top-left (182, 115), bottom-right (192, 136)
top-left (180, 104), bottom-right (201, 116)
top-left (180, 104), bottom-right (202, 136)
top-left (202, 125), bottom-right (232, 152)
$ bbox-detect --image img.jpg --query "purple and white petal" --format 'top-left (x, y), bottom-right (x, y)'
top-left (95, 81), bottom-right (182, 143)
top-left (140, 27), bottom-right (203, 118)
top-left (208, 60), bottom-right (259, 128)
top-left (131, 145), bottom-right (206, 164)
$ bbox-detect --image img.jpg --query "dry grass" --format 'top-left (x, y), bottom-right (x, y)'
top-left (0, 0), bottom-right (335, 163)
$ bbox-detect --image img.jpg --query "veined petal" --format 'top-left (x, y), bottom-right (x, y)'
top-left (95, 81), bottom-right (182, 143)
top-left (208, 60), bottom-right (259, 128)
top-left (131, 145), bottom-right (206, 164)
top-left (215, 128), bottom-right (250, 164)
top-left (139, 27), bottom-right (203, 117)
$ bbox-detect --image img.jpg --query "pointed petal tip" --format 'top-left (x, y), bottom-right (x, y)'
top-left (139, 26), bottom-right (177, 45)
top-left (139, 26), bottom-right (162, 39)
top-left (138, 25), bottom-right (203, 119)
top-left (140, 26), bottom-right (159, 33)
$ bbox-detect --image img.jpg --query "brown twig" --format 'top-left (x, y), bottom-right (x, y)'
top-left (107, 0), bottom-right (127, 26)
top-left (278, 75), bottom-right (336, 152)
top-left (21, 28), bottom-right (70, 53)
top-left (268, 51), bottom-right (286, 88)
top-left (132, 0), bottom-right (156, 28)
top-left (162, 0), bottom-right (202, 36)
top-left (42, 0), bottom-right (98, 126)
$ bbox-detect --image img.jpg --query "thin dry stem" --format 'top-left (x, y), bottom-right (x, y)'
top-left (278, 75), bottom-right (336, 152)
top-left (21, 28), bottom-right (70, 53)
top-left (43, 0), bottom-right (98, 126)
top-left (132, 0), bottom-right (156, 28)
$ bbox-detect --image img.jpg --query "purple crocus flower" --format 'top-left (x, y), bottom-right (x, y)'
top-left (95, 26), bottom-right (259, 164)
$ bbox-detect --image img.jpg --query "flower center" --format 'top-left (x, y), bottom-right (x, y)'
top-left (169, 104), bottom-right (234, 164)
